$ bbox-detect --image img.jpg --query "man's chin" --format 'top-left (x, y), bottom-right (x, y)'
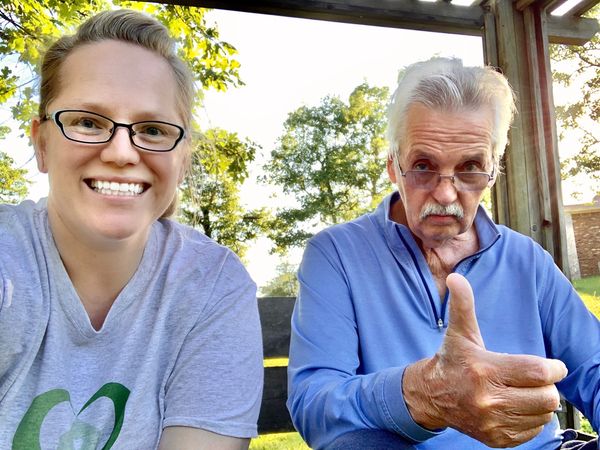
top-left (418, 226), bottom-right (465, 248)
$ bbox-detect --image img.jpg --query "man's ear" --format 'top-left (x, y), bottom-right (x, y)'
top-left (387, 156), bottom-right (398, 184)
top-left (489, 163), bottom-right (499, 188)
top-left (31, 117), bottom-right (48, 173)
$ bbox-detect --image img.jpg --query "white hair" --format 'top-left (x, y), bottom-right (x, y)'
top-left (387, 57), bottom-right (516, 168)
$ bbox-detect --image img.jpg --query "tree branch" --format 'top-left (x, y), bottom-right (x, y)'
top-left (0, 10), bottom-right (41, 40)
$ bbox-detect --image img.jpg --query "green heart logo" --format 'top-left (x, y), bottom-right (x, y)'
top-left (13, 382), bottom-right (130, 450)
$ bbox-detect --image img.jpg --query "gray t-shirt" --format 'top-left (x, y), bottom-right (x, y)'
top-left (0, 199), bottom-right (263, 449)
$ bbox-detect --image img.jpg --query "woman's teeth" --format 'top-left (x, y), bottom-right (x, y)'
top-left (90, 180), bottom-right (144, 196)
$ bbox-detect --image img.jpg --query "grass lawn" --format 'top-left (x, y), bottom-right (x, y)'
top-left (250, 432), bottom-right (309, 450)
top-left (574, 275), bottom-right (600, 318)
top-left (251, 276), bottom-right (600, 448)
top-left (573, 276), bottom-right (600, 437)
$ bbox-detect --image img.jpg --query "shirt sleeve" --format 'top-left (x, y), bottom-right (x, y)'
top-left (162, 253), bottom-right (263, 438)
top-left (538, 250), bottom-right (600, 432)
top-left (287, 237), bottom-right (443, 449)
top-left (0, 266), bottom-right (4, 311)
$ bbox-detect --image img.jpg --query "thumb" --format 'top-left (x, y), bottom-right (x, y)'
top-left (446, 273), bottom-right (485, 349)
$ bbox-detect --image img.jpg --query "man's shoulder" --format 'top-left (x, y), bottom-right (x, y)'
top-left (307, 211), bottom-right (385, 260)
top-left (312, 211), bottom-right (378, 243)
top-left (495, 223), bottom-right (544, 249)
top-left (489, 222), bottom-right (553, 269)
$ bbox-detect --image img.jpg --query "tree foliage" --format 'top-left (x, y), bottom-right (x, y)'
top-left (260, 261), bottom-right (299, 297)
top-left (550, 5), bottom-right (599, 185)
top-left (0, 151), bottom-right (29, 203)
top-left (178, 129), bottom-right (271, 259)
top-left (264, 82), bottom-right (390, 253)
top-left (0, 0), bottom-right (242, 139)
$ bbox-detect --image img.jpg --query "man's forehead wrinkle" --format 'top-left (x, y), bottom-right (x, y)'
top-left (407, 126), bottom-right (493, 144)
top-left (408, 148), bottom-right (487, 159)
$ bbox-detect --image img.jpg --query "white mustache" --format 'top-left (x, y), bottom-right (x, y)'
top-left (420, 203), bottom-right (464, 220)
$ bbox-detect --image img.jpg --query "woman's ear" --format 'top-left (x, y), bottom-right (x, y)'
top-left (178, 145), bottom-right (192, 185)
top-left (31, 117), bottom-right (48, 173)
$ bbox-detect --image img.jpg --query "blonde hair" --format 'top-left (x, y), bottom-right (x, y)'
top-left (38, 9), bottom-right (195, 218)
top-left (387, 57), bottom-right (516, 169)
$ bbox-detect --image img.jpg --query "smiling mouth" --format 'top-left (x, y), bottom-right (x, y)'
top-left (85, 179), bottom-right (148, 196)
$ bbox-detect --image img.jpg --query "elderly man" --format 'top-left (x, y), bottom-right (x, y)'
top-left (286, 58), bottom-right (600, 450)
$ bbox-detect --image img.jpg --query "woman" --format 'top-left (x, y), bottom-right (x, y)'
top-left (0, 9), bottom-right (263, 449)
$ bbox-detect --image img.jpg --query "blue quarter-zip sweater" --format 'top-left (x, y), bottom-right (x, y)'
top-left (287, 192), bottom-right (600, 450)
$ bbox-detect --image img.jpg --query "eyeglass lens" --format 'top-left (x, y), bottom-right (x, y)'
top-left (405, 171), bottom-right (490, 191)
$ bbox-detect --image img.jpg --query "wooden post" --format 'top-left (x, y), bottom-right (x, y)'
top-left (484, 0), bottom-right (570, 275)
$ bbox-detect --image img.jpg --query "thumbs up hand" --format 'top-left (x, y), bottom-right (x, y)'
top-left (402, 274), bottom-right (568, 448)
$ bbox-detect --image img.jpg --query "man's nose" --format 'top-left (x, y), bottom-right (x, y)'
top-left (431, 175), bottom-right (458, 205)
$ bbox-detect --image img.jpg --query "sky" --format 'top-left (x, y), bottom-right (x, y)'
top-left (198, 9), bottom-right (486, 286)
top-left (2, 8), bottom-right (596, 288)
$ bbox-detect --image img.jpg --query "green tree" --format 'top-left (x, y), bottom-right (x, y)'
top-left (0, 151), bottom-right (29, 203)
top-left (179, 129), bottom-right (271, 259)
top-left (0, 0), bottom-right (242, 138)
top-left (260, 261), bottom-right (299, 297)
top-left (550, 5), bottom-right (599, 186)
top-left (264, 82), bottom-right (390, 253)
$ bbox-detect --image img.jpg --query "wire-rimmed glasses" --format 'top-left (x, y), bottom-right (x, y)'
top-left (398, 165), bottom-right (495, 192)
top-left (44, 109), bottom-right (185, 152)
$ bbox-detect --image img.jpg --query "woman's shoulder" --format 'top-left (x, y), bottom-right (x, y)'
top-left (0, 199), bottom-right (38, 219)
top-left (153, 218), bottom-right (248, 276)
top-left (156, 218), bottom-right (227, 252)
top-left (0, 199), bottom-right (47, 240)
top-left (148, 219), bottom-right (255, 307)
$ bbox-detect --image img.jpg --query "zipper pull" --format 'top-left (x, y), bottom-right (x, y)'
top-left (437, 318), bottom-right (444, 329)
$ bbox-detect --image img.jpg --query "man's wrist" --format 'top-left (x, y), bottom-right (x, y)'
top-left (402, 357), bottom-right (447, 431)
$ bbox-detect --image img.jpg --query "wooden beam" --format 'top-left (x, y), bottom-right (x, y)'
top-left (483, 9), bottom-right (512, 227)
top-left (524, 7), bottom-right (568, 265)
top-left (569, 0), bottom-right (600, 16)
top-left (161, 0), bottom-right (486, 36)
top-left (547, 14), bottom-right (600, 44)
top-left (537, 0), bottom-right (570, 11)
top-left (158, 0), bottom-right (597, 45)
top-left (515, 0), bottom-right (538, 11)
top-left (491, 1), bottom-right (540, 241)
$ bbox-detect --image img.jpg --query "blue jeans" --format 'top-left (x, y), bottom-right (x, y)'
top-left (325, 429), bottom-right (598, 450)
top-left (326, 430), bottom-right (416, 450)
top-left (560, 429), bottom-right (599, 449)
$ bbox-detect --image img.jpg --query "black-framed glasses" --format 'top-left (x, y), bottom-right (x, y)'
top-left (398, 165), bottom-right (495, 192)
top-left (43, 109), bottom-right (185, 152)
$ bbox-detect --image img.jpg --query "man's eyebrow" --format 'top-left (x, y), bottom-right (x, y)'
top-left (406, 150), bottom-right (488, 165)
top-left (406, 150), bottom-right (435, 161)
top-left (459, 154), bottom-right (487, 163)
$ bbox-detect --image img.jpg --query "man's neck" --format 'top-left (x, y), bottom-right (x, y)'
top-left (389, 195), bottom-right (480, 299)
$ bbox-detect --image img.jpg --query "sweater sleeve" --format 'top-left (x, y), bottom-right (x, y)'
top-left (287, 237), bottom-right (443, 449)
top-left (538, 250), bottom-right (600, 433)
